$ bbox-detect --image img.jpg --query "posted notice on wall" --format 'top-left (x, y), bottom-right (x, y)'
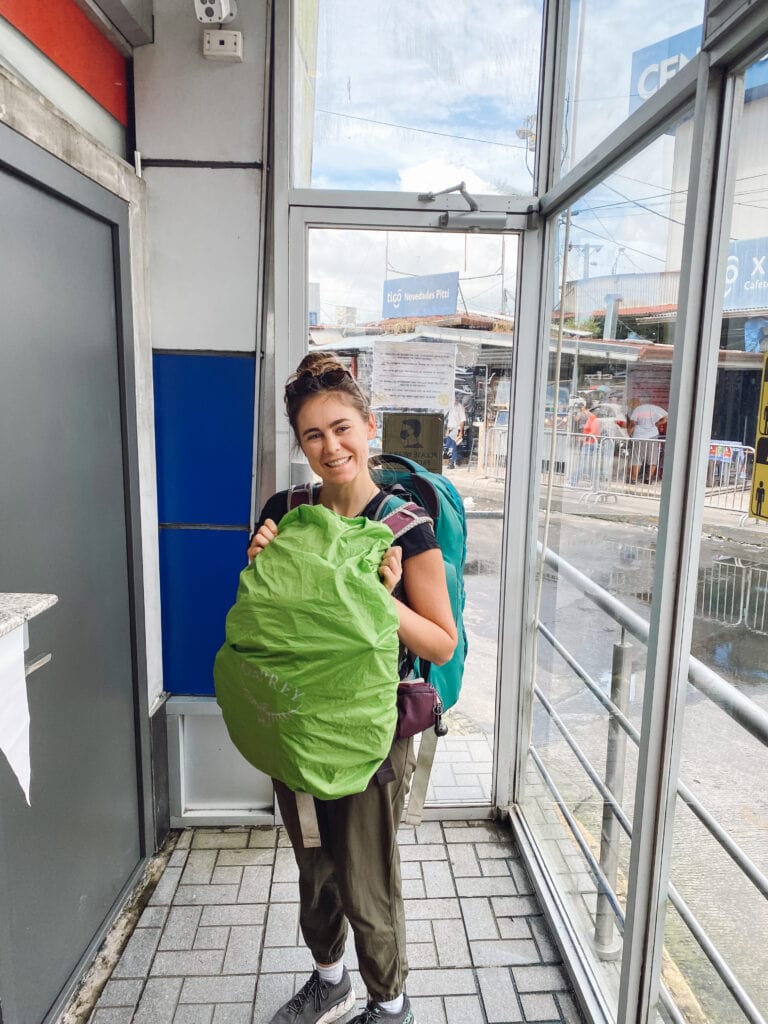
top-left (371, 341), bottom-right (456, 412)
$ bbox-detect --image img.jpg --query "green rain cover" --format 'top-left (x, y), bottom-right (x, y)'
top-left (214, 503), bottom-right (400, 800)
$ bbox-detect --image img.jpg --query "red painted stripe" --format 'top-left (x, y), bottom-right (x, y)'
top-left (0, 0), bottom-right (128, 126)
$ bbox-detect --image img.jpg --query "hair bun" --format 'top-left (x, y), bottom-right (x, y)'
top-left (295, 352), bottom-right (345, 376)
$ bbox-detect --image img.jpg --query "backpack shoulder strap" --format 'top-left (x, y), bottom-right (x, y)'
top-left (374, 493), bottom-right (433, 541)
top-left (287, 482), bottom-right (318, 511)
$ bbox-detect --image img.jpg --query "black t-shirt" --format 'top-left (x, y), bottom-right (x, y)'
top-left (254, 486), bottom-right (439, 563)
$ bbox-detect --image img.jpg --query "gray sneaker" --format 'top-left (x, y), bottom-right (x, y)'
top-left (348, 995), bottom-right (414, 1024)
top-left (269, 969), bottom-right (355, 1024)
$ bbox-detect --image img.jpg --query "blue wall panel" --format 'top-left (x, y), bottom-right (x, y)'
top-left (153, 352), bottom-right (255, 526)
top-left (159, 527), bottom-right (247, 695)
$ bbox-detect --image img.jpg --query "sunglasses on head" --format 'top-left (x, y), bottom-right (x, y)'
top-left (285, 367), bottom-right (353, 398)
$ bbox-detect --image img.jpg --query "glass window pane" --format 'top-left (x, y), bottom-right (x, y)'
top-left (293, 1), bottom-right (544, 195)
top-left (559, 1), bottom-right (705, 174)
top-left (658, 56), bottom-right (768, 1024)
top-left (305, 225), bottom-right (521, 809)
top-left (520, 115), bottom-right (692, 1018)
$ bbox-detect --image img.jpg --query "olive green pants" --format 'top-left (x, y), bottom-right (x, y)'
top-left (274, 737), bottom-right (416, 1002)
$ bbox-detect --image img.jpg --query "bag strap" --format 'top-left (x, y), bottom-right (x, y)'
top-left (375, 495), bottom-right (433, 540)
top-left (404, 727), bottom-right (438, 827)
top-left (287, 482), bottom-right (317, 511)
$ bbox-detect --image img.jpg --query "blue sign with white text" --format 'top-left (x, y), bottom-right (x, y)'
top-left (382, 272), bottom-right (459, 319)
top-left (724, 237), bottom-right (768, 313)
top-left (630, 28), bottom-right (768, 114)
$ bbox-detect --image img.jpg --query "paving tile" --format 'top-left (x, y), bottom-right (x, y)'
top-left (179, 975), bottom-right (256, 1004)
top-left (182, 851), bottom-right (218, 885)
top-left (405, 969), bottom-right (477, 996)
top-left (460, 897), bottom-right (498, 941)
top-left (212, 866), bottom-right (244, 885)
top-left (192, 830), bottom-right (250, 849)
top-left (273, 848), bottom-right (299, 883)
top-left (530, 917), bottom-right (562, 962)
top-left (509, 858), bottom-right (534, 893)
top-left (270, 881), bottom-right (300, 902)
top-left (521, 992), bottom-right (561, 1021)
top-left (212, 1005), bottom-right (252, 1023)
top-left (433, 919), bottom-right (472, 967)
top-left (260, 946), bottom-right (315, 972)
top-left (476, 967), bottom-right (524, 1023)
top-left (406, 941), bottom-right (439, 968)
top-left (176, 830), bottom-right (194, 850)
top-left (422, 860), bottom-right (456, 899)
top-left (481, 859), bottom-right (512, 877)
top-left (447, 843), bottom-right (481, 877)
top-left (399, 844), bottom-right (448, 862)
top-left (173, 1006), bottom-right (214, 1024)
top-left (434, 785), bottom-right (485, 801)
top-left (138, 905), bottom-right (170, 928)
top-left (444, 994), bottom-right (485, 1023)
top-left (174, 884), bottom-right (240, 906)
top-left (200, 904), bottom-right (266, 927)
top-left (133, 977), bottom-right (183, 1023)
top-left (498, 916), bottom-right (534, 941)
top-left (264, 902), bottom-right (300, 947)
top-left (475, 844), bottom-right (511, 861)
top-left (91, 1009), bottom-right (135, 1024)
top-left (556, 991), bottom-right (585, 1023)
top-left (403, 897), bottom-right (461, 920)
top-left (151, 949), bottom-right (225, 976)
top-left (408, 995), bottom-right (447, 1024)
top-left (512, 965), bottom-right (570, 993)
top-left (170, 849), bottom-right (190, 868)
top-left (492, 894), bottom-right (541, 916)
top-left (97, 978), bottom-right (143, 1007)
top-left (253, 973), bottom-right (299, 1022)
top-left (195, 926), bottom-right (230, 950)
top-left (443, 825), bottom-right (507, 845)
top-left (160, 906), bottom-right (203, 951)
top-left (402, 877), bottom-right (426, 899)
top-left (237, 865), bottom-right (272, 903)
top-left (217, 848), bottom-right (274, 866)
top-left (222, 925), bottom-right (262, 974)
top-left (150, 867), bottom-right (184, 906)
top-left (405, 919), bottom-right (433, 943)
top-left (401, 861), bottom-right (422, 879)
top-left (414, 821), bottom-right (443, 845)
top-left (469, 939), bottom-right (540, 966)
top-left (112, 927), bottom-right (161, 978)
top-left (249, 828), bottom-right (277, 848)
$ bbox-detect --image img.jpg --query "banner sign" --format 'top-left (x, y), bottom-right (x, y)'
top-left (723, 237), bottom-right (768, 313)
top-left (382, 272), bottom-right (459, 319)
top-left (630, 29), bottom-right (768, 113)
top-left (371, 340), bottom-right (456, 411)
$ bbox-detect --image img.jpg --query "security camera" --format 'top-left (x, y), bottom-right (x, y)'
top-left (194, 0), bottom-right (237, 23)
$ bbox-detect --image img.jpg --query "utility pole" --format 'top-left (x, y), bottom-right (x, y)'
top-left (568, 242), bottom-right (602, 278)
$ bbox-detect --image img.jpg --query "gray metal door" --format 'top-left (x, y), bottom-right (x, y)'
top-left (0, 133), bottom-right (143, 1024)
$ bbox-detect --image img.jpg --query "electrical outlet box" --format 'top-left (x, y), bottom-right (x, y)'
top-left (203, 29), bottom-right (243, 62)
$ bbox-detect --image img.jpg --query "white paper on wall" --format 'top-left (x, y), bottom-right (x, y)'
top-left (0, 628), bottom-right (32, 805)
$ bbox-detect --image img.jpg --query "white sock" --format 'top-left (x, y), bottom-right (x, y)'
top-left (315, 960), bottom-right (344, 986)
top-left (378, 994), bottom-right (404, 1014)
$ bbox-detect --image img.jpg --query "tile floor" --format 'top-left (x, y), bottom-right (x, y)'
top-left (87, 821), bottom-right (585, 1024)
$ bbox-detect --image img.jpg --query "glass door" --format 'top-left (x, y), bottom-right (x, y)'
top-left (286, 209), bottom-right (528, 814)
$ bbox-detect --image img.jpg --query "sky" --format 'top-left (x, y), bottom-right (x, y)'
top-left (295, 0), bottom-right (759, 329)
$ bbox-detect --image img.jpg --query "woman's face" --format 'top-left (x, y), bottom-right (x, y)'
top-left (295, 391), bottom-right (376, 485)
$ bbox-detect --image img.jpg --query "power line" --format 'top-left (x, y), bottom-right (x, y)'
top-left (315, 108), bottom-right (529, 152)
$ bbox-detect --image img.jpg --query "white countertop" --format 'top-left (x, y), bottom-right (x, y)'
top-left (0, 594), bottom-right (58, 639)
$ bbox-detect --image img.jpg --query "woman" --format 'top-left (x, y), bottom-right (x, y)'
top-left (249, 353), bottom-right (457, 1024)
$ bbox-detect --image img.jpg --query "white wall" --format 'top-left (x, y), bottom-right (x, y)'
top-left (134, 0), bottom-right (269, 352)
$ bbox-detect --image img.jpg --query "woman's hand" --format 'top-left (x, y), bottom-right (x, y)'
top-left (378, 545), bottom-right (403, 593)
top-left (247, 518), bottom-right (278, 562)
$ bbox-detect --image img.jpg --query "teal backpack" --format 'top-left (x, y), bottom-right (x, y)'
top-left (370, 453), bottom-right (468, 711)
